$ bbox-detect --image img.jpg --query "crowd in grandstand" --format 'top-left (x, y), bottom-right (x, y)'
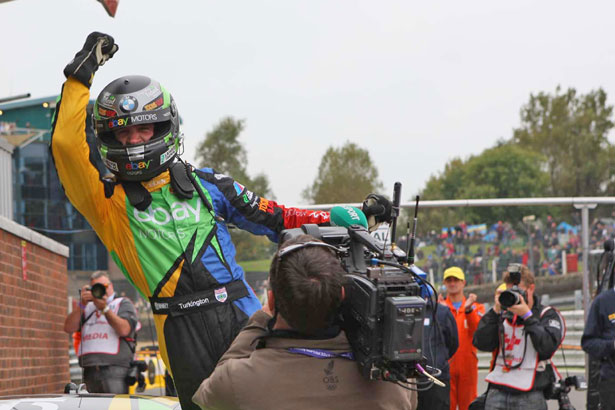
top-left (0, 121), bottom-right (16, 135)
top-left (411, 215), bottom-right (615, 285)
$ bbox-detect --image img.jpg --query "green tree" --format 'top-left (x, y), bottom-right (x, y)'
top-left (417, 145), bottom-right (550, 231)
top-left (196, 117), bottom-right (273, 198)
top-left (195, 117), bottom-right (275, 261)
top-left (512, 86), bottom-right (615, 197)
top-left (302, 142), bottom-right (383, 204)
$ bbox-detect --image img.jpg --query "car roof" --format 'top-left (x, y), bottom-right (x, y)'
top-left (0, 393), bottom-right (181, 409)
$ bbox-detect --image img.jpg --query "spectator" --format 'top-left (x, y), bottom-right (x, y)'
top-left (441, 267), bottom-right (485, 410)
top-left (418, 294), bottom-right (458, 410)
top-left (582, 275), bottom-right (615, 410)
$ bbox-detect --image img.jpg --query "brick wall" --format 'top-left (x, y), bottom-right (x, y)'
top-left (0, 216), bottom-right (69, 395)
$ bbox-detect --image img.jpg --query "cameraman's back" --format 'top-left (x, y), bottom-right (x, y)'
top-left (192, 235), bottom-right (413, 410)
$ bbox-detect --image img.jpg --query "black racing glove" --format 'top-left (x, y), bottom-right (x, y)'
top-left (362, 194), bottom-right (393, 230)
top-left (63, 32), bottom-right (118, 88)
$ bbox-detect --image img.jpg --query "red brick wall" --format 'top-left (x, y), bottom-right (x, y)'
top-left (0, 227), bottom-right (69, 395)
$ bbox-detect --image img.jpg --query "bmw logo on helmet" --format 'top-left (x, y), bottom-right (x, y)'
top-left (120, 96), bottom-right (138, 113)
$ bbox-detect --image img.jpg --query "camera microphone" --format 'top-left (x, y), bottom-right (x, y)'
top-left (330, 206), bottom-right (368, 229)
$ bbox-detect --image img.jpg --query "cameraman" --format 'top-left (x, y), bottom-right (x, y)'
top-left (192, 235), bottom-right (413, 410)
top-left (473, 265), bottom-right (564, 410)
top-left (581, 286), bottom-right (615, 410)
top-left (64, 272), bottom-right (138, 393)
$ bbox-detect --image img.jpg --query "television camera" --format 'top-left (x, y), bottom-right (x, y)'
top-left (280, 184), bottom-right (441, 387)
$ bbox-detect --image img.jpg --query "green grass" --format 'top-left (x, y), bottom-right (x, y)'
top-left (238, 259), bottom-right (271, 272)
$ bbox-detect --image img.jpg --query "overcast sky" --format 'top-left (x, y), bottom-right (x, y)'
top-left (2, 0), bottom-right (615, 205)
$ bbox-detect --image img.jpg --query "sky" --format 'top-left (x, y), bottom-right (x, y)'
top-left (3, 0), bottom-right (615, 206)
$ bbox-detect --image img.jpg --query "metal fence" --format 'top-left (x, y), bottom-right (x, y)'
top-left (301, 196), bottom-right (615, 320)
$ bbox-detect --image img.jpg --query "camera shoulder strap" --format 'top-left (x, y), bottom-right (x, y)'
top-left (121, 336), bottom-right (136, 354)
top-left (499, 315), bottom-right (528, 371)
top-left (81, 309), bottom-right (96, 326)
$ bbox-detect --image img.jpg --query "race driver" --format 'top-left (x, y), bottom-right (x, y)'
top-left (50, 32), bottom-right (389, 409)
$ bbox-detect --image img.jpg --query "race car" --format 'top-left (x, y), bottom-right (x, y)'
top-left (0, 391), bottom-right (181, 410)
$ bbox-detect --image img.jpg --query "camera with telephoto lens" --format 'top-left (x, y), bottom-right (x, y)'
top-left (125, 360), bottom-right (148, 391)
top-left (86, 283), bottom-right (107, 299)
top-left (544, 375), bottom-right (587, 410)
top-left (280, 222), bottom-right (426, 383)
top-left (499, 264), bottom-right (528, 309)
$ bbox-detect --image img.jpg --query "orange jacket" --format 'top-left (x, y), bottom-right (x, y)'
top-left (445, 295), bottom-right (485, 372)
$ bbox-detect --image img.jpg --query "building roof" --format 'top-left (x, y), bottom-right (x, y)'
top-left (0, 95), bottom-right (57, 111)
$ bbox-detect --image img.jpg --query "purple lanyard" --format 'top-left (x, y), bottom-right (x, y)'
top-left (287, 347), bottom-right (355, 360)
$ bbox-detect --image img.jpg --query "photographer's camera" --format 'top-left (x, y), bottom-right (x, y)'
top-left (499, 264), bottom-right (527, 309)
top-left (544, 376), bottom-right (587, 410)
top-left (126, 360), bottom-right (148, 392)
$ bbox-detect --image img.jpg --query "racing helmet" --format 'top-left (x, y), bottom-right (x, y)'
top-left (93, 75), bottom-right (181, 181)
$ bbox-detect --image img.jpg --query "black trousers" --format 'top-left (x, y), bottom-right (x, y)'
top-left (164, 302), bottom-right (248, 410)
top-left (599, 379), bottom-right (615, 410)
top-left (83, 365), bottom-right (130, 394)
top-left (417, 382), bottom-right (450, 410)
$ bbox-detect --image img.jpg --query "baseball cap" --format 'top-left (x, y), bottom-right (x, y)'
top-left (443, 266), bottom-right (465, 281)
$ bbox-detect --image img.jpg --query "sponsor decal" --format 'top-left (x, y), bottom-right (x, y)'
top-left (504, 333), bottom-right (522, 350)
top-left (214, 287), bottom-right (228, 303)
top-left (548, 319), bottom-right (561, 329)
top-left (609, 312), bottom-right (615, 322)
top-left (233, 181), bottom-right (245, 195)
top-left (100, 91), bottom-right (116, 106)
top-left (143, 175), bottom-right (170, 190)
top-left (103, 158), bottom-right (119, 172)
top-left (131, 113), bottom-right (158, 123)
top-left (322, 360), bottom-right (339, 391)
top-left (133, 200), bottom-right (201, 226)
top-left (142, 85), bottom-right (160, 98)
top-left (258, 198), bottom-right (275, 214)
top-left (284, 209), bottom-right (329, 220)
top-left (126, 160), bottom-right (151, 170)
top-left (127, 145), bottom-right (145, 161)
top-left (98, 106), bottom-right (117, 117)
top-left (138, 229), bottom-right (188, 241)
top-left (242, 190), bottom-right (255, 204)
top-left (144, 96), bottom-right (164, 111)
top-left (214, 173), bottom-right (228, 180)
top-left (249, 195), bottom-right (260, 208)
top-left (160, 146), bottom-right (177, 165)
top-left (108, 118), bottom-right (128, 128)
top-left (178, 298), bottom-right (210, 310)
top-left (154, 302), bottom-right (169, 311)
top-left (120, 96), bottom-right (138, 113)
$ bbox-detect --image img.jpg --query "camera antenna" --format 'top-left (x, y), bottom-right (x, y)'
top-left (390, 182), bottom-right (402, 248)
top-left (407, 196), bottom-right (420, 265)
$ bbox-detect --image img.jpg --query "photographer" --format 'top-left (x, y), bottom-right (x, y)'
top-left (472, 264), bottom-right (564, 410)
top-left (192, 235), bottom-right (413, 410)
top-left (64, 272), bottom-right (138, 393)
top-left (581, 286), bottom-right (615, 410)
